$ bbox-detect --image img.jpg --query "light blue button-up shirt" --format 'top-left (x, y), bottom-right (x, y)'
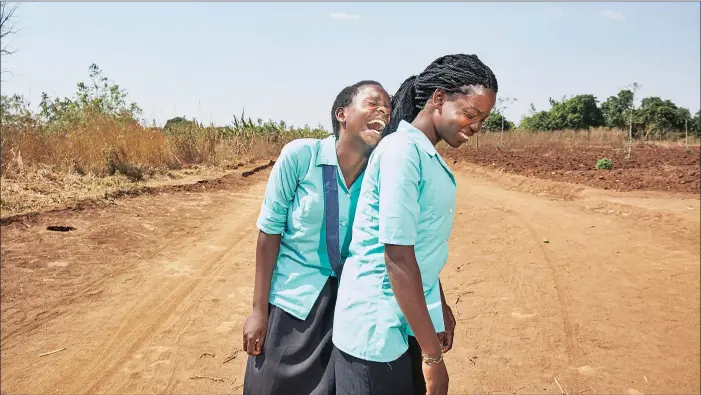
top-left (333, 121), bottom-right (457, 363)
top-left (257, 135), bottom-right (364, 321)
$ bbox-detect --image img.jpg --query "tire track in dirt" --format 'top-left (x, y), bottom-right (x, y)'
top-left (511, 210), bottom-right (575, 361)
top-left (3, 205), bottom-right (217, 347)
top-left (157, 210), bottom-right (261, 394)
top-left (85, 190), bottom-right (261, 394)
top-left (461, 186), bottom-right (575, 363)
top-left (0, 180), bottom-right (266, 394)
top-left (0, 162), bottom-right (274, 351)
top-left (443, 170), bottom-right (699, 394)
top-left (441, 179), bottom-right (576, 394)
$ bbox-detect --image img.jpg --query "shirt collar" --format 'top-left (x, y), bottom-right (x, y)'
top-left (397, 121), bottom-right (455, 185)
top-left (396, 120), bottom-right (437, 157)
top-left (315, 135), bottom-right (339, 167)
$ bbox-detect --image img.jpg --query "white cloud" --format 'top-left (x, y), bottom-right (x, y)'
top-left (601, 10), bottom-right (625, 21)
top-left (329, 12), bottom-right (360, 20)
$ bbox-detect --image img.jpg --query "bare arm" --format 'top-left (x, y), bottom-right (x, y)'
top-left (242, 142), bottom-right (302, 356)
top-left (252, 231), bottom-right (282, 314)
top-left (385, 244), bottom-right (443, 359)
top-left (247, 142), bottom-right (301, 318)
top-left (438, 279), bottom-right (456, 352)
top-left (242, 231), bottom-right (281, 355)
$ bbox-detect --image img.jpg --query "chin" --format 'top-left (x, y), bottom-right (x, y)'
top-left (361, 131), bottom-right (382, 147)
top-left (446, 139), bottom-right (463, 149)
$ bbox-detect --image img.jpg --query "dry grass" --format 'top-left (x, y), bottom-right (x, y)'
top-left (1, 115), bottom-right (296, 178)
top-left (2, 119), bottom-right (697, 218)
top-left (0, 164), bottom-right (239, 217)
top-left (467, 127), bottom-right (700, 150)
top-left (0, 115), bottom-right (322, 217)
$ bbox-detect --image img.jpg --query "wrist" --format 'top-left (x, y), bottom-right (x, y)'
top-left (252, 301), bottom-right (269, 315)
top-left (421, 349), bottom-right (445, 365)
top-left (421, 340), bottom-right (443, 359)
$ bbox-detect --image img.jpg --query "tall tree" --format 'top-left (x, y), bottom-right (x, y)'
top-left (519, 95), bottom-right (605, 131)
top-left (635, 97), bottom-right (692, 138)
top-left (601, 89), bottom-right (634, 129)
top-left (549, 94), bottom-right (605, 130)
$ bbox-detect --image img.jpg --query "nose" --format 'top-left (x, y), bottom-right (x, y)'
top-left (377, 105), bottom-right (390, 119)
top-left (471, 121), bottom-right (483, 133)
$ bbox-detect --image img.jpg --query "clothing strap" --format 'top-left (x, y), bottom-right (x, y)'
top-left (321, 165), bottom-right (343, 278)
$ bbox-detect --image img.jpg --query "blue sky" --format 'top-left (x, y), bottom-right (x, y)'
top-left (2, 2), bottom-right (699, 131)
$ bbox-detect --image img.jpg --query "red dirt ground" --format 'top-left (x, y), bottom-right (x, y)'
top-left (441, 145), bottom-right (700, 194)
top-left (1, 152), bottom-right (699, 395)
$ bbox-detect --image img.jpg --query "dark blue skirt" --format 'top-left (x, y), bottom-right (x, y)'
top-left (243, 277), bottom-right (338, 395)
top-left (334, 336), bottom-right (427, 395)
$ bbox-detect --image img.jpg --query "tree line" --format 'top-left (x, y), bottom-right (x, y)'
top-left (483, 89), bottom-right (700, 138)
top-left (2, 62), bottom-right (699, 141)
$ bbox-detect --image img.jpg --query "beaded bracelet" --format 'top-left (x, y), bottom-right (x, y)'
top-left (421, 351), bottom-right (444, 365)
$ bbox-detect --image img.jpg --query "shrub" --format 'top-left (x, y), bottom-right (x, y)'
top-left (595, 158), bottom-right (613, 170)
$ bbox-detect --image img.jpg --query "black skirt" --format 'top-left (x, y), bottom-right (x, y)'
top-left (334, 336), bottom-right (427, 395)
top-left (243, 277), bottom-right (338, 395)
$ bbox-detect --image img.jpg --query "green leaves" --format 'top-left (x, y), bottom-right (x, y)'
top-left (524, 95), bottom-right (605, 131)
top-left (601, 89), bottom-right (634, 130)
top-left (518, 89), bottom-right (695, 137)
top-left (482, 112), bottom-right (515, 132)
top-left (35, 63), bottom-right (143, 132)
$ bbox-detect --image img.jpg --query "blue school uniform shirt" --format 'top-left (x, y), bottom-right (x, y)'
top-left (332, 120), bottom-right (457, 363)
top-left (256, 135), bottom-right (363, 321)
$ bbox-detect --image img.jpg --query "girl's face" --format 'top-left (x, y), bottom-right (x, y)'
top-left (335, 85), bottom-right (391, 148)
top-left (431, 85), bottom-right (496, 148)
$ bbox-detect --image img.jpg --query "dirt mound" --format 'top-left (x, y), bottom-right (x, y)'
top-left (441, 145), bottom-right (700, 193)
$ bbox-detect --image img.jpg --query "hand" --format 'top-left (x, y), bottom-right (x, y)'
top-left (242, 309), bottom-right (268, 356)
top-left (438, 303), bottom-right (456, 353)
top-left (422, 359), bottom-right (449, 395)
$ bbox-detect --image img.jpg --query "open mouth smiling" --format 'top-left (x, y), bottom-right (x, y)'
top-left (366, 118), bottom-right (387, 135)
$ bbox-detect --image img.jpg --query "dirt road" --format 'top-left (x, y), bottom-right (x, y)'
top-left (2, 162), bottom-right (699, 394)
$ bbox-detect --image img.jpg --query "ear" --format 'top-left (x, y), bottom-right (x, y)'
top-left (430, 88), bottom-right (448, 115)
top-left (433, 88), bottom-right (447, 106)
top-left (335, 107), bottom-right (346, 125)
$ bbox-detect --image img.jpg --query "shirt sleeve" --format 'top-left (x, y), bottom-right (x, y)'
top-left (378, 140), bottom-right (421, 245)
top-left (256, 142), bottom-right (306, 235)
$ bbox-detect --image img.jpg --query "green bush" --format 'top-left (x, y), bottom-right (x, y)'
top-left (595, 158), bottom-right (613, 170)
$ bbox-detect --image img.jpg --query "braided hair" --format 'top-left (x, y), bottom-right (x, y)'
top-left (331, 80), bottom-right (384, 137)
top-left (385, 54), bottom-right (498, 136)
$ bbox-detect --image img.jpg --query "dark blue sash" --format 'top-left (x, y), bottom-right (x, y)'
top-left (321, 165), bottom-right (343, 278)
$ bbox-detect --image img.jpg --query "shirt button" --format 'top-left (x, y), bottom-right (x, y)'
top-left (346, 192), bottom-right (351, 198)
top-left (449, 208), bottom-right (453, 213)
top-left (341, 221), bottom-right (347, 227)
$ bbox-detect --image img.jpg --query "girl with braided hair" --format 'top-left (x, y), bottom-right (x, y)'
top-left (241, 80), bottom-right (391, 395)
top-left (332, 54), bottom-right (498, 395)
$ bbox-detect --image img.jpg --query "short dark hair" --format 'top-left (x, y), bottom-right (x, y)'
top-left (331, 80), bottom-right (384, 137)
top-left (385, 54), bottom-right (498, 136)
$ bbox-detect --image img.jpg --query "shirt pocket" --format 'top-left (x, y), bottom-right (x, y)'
top-left (287, 187), bottom-right (320, 238)
top-left (297, 193), bottom-right (324, 232)
top-left (421, 174), bottom-right (456, 231)
top-left (417, 185), bottom-right (441, 237)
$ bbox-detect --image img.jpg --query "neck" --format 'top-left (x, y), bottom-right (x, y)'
top-left (410, 111), bottom-right (441, 146)
top-left (335, 133), bottom-right (370, 188)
